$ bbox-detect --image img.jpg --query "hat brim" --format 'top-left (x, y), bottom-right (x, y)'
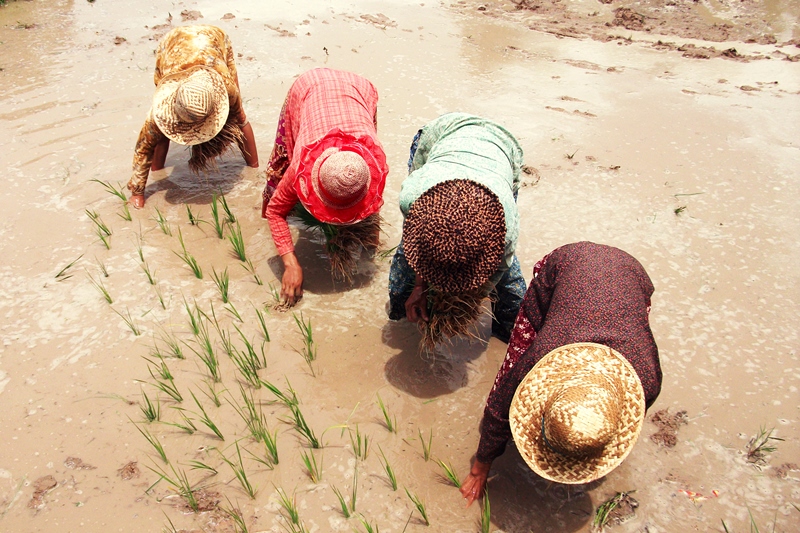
top-left (296, 128), bottom-right (387, 224)
top-left (509, 342), bottom-right (645, 484)
top-left (152, 66), bottom-right (230, 146)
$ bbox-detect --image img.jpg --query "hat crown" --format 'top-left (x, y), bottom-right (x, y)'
top-left (316, 151), bottom-right (369, 208)
top-left (174, 71), bottom-right (215, 124)
top-left (542, 373), bottom-right (623, 459)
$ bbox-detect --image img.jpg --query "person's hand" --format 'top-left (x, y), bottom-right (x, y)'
top-left (129, 194), bottom-right (145, 209)
top-left (281, 253), bottom-right (304, 305)
top-left (460, 459), bottom-right (491, 508)
top-left (405, 279), bottom-right (429, 324)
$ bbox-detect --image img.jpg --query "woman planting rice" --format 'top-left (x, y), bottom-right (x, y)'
top-left (126, 25), bottom-right (259, 208)
top-left (460, 242), bottom-right (663, 507)
top-left (262, 68), bottom-right (389, 306)
top-left (387, 113), bottom-right (526, 349)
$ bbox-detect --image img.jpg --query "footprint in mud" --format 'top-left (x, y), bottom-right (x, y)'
top-left (27, 475), bottom-right (57, 509)
top-left (649, 408), bottom-right (688, 447)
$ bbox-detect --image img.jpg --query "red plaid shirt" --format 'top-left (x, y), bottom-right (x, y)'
top-left (264, 69), bottom-right (381, 255)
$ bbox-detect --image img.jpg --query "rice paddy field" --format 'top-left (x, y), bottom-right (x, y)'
top-left (0, 1), bottom-right (798, 532)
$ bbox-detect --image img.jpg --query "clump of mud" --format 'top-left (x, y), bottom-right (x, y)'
top-left (649, 408), bottom-right (688, 447)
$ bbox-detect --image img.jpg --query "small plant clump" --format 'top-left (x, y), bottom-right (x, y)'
top-left (746, 426), bottom-right (783, 468)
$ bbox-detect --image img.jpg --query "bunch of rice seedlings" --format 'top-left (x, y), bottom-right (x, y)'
top-left (418, 428), bottom-right (433, 461)
top-left (254, 306), bottom-right (270, 342)
top-left (357, 515), bottom-right (380, 533)
top-left (331, 485), bottom-right (351, 518)
top-left (221, 497), bottom-right (249, 533)
top-left (241, 258), bottom-right (262, 285)
top-left (141, 260), bottom-right (157, 285)
top-left (210, 194), bottom-right (226, 239)
top-left (261, 378), bottom-right (298, 408)
top-left (226, 301), bottom-right (244, 322)
top-left (185, 204), bottom-right (202, 226)
top-left (349, 425), bottom-right (370, 461)
top-left (200, 379), bottom-right (223, 408)
top-left (593, 491), bottom-right (634, 530)
top-left (87, 272), bottom-right (113, 304)
top-left (746, 426), bottom-right (783, 467)
top-left (158, 330), bottom-right (184, 359)
top-left (218, 191), bottom-right (236, 223)
top-left (55, 254), bottom-right (83, 281)
top-left (211, 267), bottom-right (230, 303)
top-left (435, 459), bottom-right (460, 488)
top-left (183, 297), bottom-right (202, 335)
top-left (145, 355), bottom-right (182, 402)
top-left (130, 418), bottom-right (167, 463)
top-left (404, 488), bottom-right (429, 526)
top-left (217, 443), bottom-right (256, 499)
top-left (228, 221), bottom-right (247, 262)
top-left (95, 257), bottom-right (109, 277)
top-left (174, 229), bottom-right (203, 279)
top-left (300, 450), bottom-right (322, 483)
top-left (90, 178), bottom-right (127, 202)
top-left (419, 285), bottom-right (487, 351)
top-left (293, 205), bottom-right (381, 282)
top-left (166, 407), bottom-right (197, 434)
top-left (139, 389), bottom-right (161, 422)
top-left (112, 306), bottom-right (141, 336)
top-left (481, 488), bottom-right (491, 533)
top-left (148, 462), bottom-right (199, 512)
top-left (152, 207), bottom-right (172, 236)
top-left (377, 445), bottom-right (398, 491)
top-left (286, 401), bottom-right (320, 449)
top-left (292, 312), bottom-right (316, 373)
top-left (275, 487), bottom-right (308, 533)
top-left (332, 466), bottom-right (358, 516)
top-left (86, 209), bottom-right (112, 248)
top-left (376, 394), bottom-right (397, 433)
top-left (189, 390), bottom-right (224, 440)
top-left (118, 202), bottom-right (132, 221)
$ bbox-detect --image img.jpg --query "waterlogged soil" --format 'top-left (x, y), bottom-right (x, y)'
top-left (1, 1), bottom-right (799, 532)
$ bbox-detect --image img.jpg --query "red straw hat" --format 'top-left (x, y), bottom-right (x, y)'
top-left (296, 129), bottom-right (387, 224)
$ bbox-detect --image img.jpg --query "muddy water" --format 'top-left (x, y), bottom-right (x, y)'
top-left (1, 0), bottom-right (799, 532)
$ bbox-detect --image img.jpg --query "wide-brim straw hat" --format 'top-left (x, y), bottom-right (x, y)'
top-left (296, 128), bottom-right (387, 224)
top-left (152, 66), bottom-right (229, 146)
top-left (509, 342), bottom-right (645, 484)
top-left (403, 179), bottom-right (505, 294)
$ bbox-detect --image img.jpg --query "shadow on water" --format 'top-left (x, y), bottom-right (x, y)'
top-left (380, 314), bottom-right (492, 399)
top-left (487, 445), bottom-right (596, 533)
top-left (143, 150), bottom-right (246, 205)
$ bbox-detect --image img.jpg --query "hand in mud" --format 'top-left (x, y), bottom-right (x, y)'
top-left (281, 253), bottom-right (304, 305)
top-left (405, 281), bottom-right (429, 324)
top-left (460, 459), bottom-right (491, 508)
top-left (129, 194), bottom-right (145, 209)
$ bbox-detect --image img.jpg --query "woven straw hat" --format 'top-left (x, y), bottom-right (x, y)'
top-left (152, 66), bottom-right (229, 146)
top-left (311, 148), bottom-right (370, 210)
top-left (403, 179), bottom-right (505, 293)
top-left (509, 342), bottom-right (645, 484)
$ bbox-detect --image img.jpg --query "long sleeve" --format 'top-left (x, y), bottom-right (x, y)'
top-left (127, 111), bottom-right (166, 195)
top-left (265, 175), bottom-right (300, 256)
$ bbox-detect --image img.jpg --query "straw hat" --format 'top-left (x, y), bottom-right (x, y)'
top-left (296, 132), bottom-right (387, 225)
top-left (152, 66), bottom-right (229, 146)
top-left (403, 179), bottom-right (505, 293)
top-left (509, 342), bottom-right (645, 484)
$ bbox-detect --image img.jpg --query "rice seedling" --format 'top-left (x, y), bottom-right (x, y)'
top-left (241, 258), bottom-right (262, 285)
top-left (95, 257), bottom-right (109, 277)
top-left (158, 331), bottom-right (184, 359)
top-left (162, 513), bottom-right (179, 533)
top-left (130, 418), bottom-right (167, 463)
top-left (674, 205), bottom-right (687, 215)
top-left (254, 306), bottom-right (270, 342)
top-left (200, 379), bottom-right (224, 408)
top-left (221, 497), bottom-right (249, 533)
top-left (300, 449), bottom-right (322, 483)
top-left (55, 254), bottom-right (83, 281)
top-left (420, 285), bottom-right (486, 351)
top-left (349, 425), bottom-right (370, 461)
top-left (331, 485), bottom-right (351, 518)
top-left (404, 488), bottom-right (429, 526)
top-left (141, 260), bottom-right (157, 285)
top-left (217, 442), bottom-right (256, 499)
top-left (219, 191), bottom-right (236, 223)
top-left (96, 226), bottom-right (111, 249)
top-left (593, 491), bottom-right (635, 530)
top-left (87, 209), bottom-right (112, 234)
top-left (268, 282), bottom-right (282, 306)
top-left (210, 193), bottom-right (226, 239)
top-left (185, 204), bottom-right (203, 226)
top-left (167, 407), bottom-right (197, 434)
top-left (190, 313), bottom-right (220, 382)
top-left (90, 178), bottom-right (128, 202)
top-left (187, 460), bottom-right (217, 475)
top-left (118, 202), bottom-right (132, 221)
top-left (376, 394), bottom-right (397, 433)
top-left (189, 390), bottom-right (224, 440)
top-left (435, 459), bottom-right (460, 488)
top-left (174, 229), bottom-right (203, 279)
top-left (357, 515), bottom-right (380, 533)
top-left (211, 266), bottom-right (230, 303)
top-left (87, 272), bottom-right (113, 304)
top-left (139, 389), bottom-right (161, 422)
top-left (285, 401), bottom-right (320, 449)
top-left (377, 244), bottom-right (398, 260)
top-left (226, 302), bottom-right (244, 322)
top-left (481, 488), bottom-right (491, 533)
top-left (234, 390), bottom-right (279, 465)
top-left (183, 297), bottom-right (201, 336)
top-left (292, 312), bottom-right (316, 373)
top-left (148, 462), bottom-right (199, 512)
top-left (112, 306), bottom-right (141, 336)
top-left (350, 466), bottom-right (359, 513)
top-left (134, 230), bottom-right (145, 262)
top-left (746, 426), bottom-right (783, 468)
top-left (228, 221), bottom-right (247, 262)
top-left (153, 207), bottom-right (172, 236)
top-left (275, 487), bottom-right (308, 532)
top-left (153, 284), bottom-right (167, 310)
top-left (146, 364), bottom-right (183, 403)
top-left (418, 428), bottom-right (433, 461)
top-left (377, 445), bottom-right (398, 491)
top-left (260, 378), bottom-right (298, 408)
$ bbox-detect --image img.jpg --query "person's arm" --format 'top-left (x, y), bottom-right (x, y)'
top-left (127, 112), bottom-right (167, 208)
top-left (280, 251), bottom-right (303, 305)
top-left (265, 177), bottom-right (303, 305)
